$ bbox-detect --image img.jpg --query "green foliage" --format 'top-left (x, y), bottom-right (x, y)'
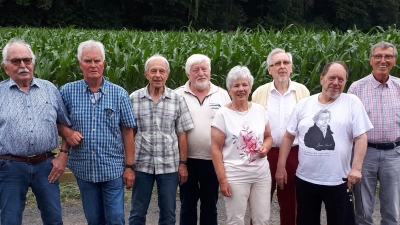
top-left (1, 25), bottom-right (400, 95)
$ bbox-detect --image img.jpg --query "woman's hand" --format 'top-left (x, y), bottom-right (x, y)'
top-left (219, 179), bottom-right (232, 197)
top-left (258, 144), bottom-right (269, 158)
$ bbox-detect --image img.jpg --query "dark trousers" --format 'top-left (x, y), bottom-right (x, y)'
top-left (179, 158), bottom-right (219, 225)
top-left (295, 176), bottom-right (355, 225)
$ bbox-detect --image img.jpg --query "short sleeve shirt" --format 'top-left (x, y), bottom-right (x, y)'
top-left (130, 85), bottom-right (194, 174)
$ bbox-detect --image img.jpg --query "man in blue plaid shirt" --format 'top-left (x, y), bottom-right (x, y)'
top-left (58, 40), bottom-right (136, 225)
top-left (129, 54), bottom-right (194, 225)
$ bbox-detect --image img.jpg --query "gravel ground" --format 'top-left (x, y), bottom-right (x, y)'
top-left (22, 195), bottom-right (384, 225)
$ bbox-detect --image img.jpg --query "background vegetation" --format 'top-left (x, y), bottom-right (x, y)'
top-left (0, 0), bottom-right (399, 32)
top-left (1, 26), bottom-right (399, 94)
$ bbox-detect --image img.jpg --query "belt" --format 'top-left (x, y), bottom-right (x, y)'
top-left (0, 152), bottom-right (56, 164)
top-left (367, 141), bottom-right (400, 150)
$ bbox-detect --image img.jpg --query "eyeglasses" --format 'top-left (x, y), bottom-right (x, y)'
top-left (372, 54), bottom-right (395, 60)
top-left (269, 60), bottom-right (291, 67)
top-left (7, 58), bottom-right (33, 66)
top-left (82, 58), bottom-right (103, 65)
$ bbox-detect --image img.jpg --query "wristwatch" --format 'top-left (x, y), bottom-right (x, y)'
top-left (179, 160), bottom-right (187, 165)
top-left (59, 149), bottom-right (69, 156)
top-left (125, 164), bottom-right (136, 170)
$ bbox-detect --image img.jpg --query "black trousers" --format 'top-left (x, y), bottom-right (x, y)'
top-left (295, 176), bottom-right (355, 225)
top-left (179, 158), bottom-right (219, 225)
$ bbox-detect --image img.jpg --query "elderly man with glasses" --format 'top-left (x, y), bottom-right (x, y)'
top-left (348, 41), bottom-right (400, 225)
top-left (0, 38), bottom-right (71, 225)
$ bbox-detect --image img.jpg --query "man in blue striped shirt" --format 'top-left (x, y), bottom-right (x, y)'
top-left (58, 40), bottom-right (136, 225)
top-left (0, 39), bottom-right (71, 225)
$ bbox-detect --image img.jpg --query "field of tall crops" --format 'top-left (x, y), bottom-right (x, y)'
top-left (1, 25), bottom-right (399, 94)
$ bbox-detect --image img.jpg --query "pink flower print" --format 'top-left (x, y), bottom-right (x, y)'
top-left (234, 125), bottom-right (262, 163)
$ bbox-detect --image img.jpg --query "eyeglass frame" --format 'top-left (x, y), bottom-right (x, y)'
top-left (371, 54), bottom-right (396, 60)
top-left (6, 58), bottom-right (33, 66)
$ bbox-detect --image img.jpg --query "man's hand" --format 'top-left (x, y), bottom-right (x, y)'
top-left (219, 179), bottom-right (232, 197)
top-left (275, 167), bottom-right (287, 190)
top-left (65, 130), bottom-right (84, 147)
top-left (123, 168), bottom-right (135, 189)
top-left (347, 168), bottom-right (362, 189)
top-left (48, 153), bottom-right (68, 183)
top-left (178, 164), bottom-right (188, 185)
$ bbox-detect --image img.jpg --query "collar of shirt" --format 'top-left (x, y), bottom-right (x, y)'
top-left (269, 79), bottom-right (296, 96)
top-left (139, 84), bottom-right (172, 100)
top-left (81, 78), bottom-right (108, 95)
top-left (369, 73), bottom-right (397, 89)
top-left (7, 77), bottom-right (40, 90)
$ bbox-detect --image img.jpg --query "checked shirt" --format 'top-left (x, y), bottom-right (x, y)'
top-left (348, 74), bottom-right (400, 143)
top-left (130, 85), bottom-right (194, 175)
top-left (60, 79), bottom-right (136, 183)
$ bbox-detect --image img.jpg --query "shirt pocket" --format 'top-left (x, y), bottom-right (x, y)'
top-left (38, 99), bottom-right (57, 123)
top-left (161, 112), bottom-right (177, 133)
top-left (104, 108), bottom-right (119, 128)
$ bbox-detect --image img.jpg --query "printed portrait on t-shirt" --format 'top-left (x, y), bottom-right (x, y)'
top-left (304, 109), bottom-right (335, 150)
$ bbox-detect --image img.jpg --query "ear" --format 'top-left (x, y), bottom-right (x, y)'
top-left (320, 75), bottom-right (323, 85)
top-left (1, 63), bottom-right (10, 76)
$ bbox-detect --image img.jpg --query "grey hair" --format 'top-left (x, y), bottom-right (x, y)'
top-left (226, 65), bottom-right (254, 89)
top-left (266, 48), bottom-right (292, 66)
top-left (313, 109), bottom-right (331, 123)
top-left (2, 38), bottom-right (36, 65)
top-left (145, 54), bottom-right (170, 73)
top-left (185, 54), bottom-right (211, 75)
top-left (369, 41), bottom-right (398, 58)
top-left (77, 40), bottom-right (105, 62)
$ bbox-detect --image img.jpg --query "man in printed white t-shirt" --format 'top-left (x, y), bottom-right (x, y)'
top-left (276, 61), bottom-right (373, 225)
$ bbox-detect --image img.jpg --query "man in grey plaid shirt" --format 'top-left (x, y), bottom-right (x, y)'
top-left (129, 54), bottom-right (194, 225)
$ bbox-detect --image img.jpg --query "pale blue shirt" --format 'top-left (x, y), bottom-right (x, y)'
top-left (0, 78), bottom-right (71, 156)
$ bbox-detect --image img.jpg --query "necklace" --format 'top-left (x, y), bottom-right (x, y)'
top-left (232, 102), bottom-right (249, 116)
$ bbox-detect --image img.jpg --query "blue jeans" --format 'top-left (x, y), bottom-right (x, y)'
top-left (0, 156), bottom-right (62, 225)
top-left (179, 158), bottom-right (218, 225)
top-left (354, 146), bottom-right (400, 225)
top-left (129, 171), bottom-right (178, 225)
top-left (76, 176), bottom-right (125, 225)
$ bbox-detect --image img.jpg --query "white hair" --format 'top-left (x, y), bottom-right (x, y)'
top-left (185, 54), bottom-right (211, 75)
top-left (77, 40), bottom-right (105, 61)
top-left (2, 39), bottom-right (36, 65)
top-left (226, 65), bottom-right (254, 89)
top-left (145, 54), bottom-right (170, 73)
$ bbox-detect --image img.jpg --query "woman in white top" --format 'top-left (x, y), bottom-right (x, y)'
top-left (211, 65), bottom-right (273, 225)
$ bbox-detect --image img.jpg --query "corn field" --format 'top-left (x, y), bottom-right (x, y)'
top-left (0, 25), bottom-right (399, 94)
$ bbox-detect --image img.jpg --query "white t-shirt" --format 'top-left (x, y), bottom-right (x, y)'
top-left (212, 103), bottom-right (270, 183)
top-left (286, 93), bottom-right (373, 185)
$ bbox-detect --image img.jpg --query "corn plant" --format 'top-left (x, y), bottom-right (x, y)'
top-left (0, 25), bottom-right (399, 94)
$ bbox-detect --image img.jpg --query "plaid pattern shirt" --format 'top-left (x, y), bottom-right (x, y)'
top-left (0, 78), bottom-right (70, 156)
top-left (348, 74), bottom-right (400, 143)
top-left (60, 79), bottom-right (136, 182)
top-left (130, 85), bottom-right (194, 174)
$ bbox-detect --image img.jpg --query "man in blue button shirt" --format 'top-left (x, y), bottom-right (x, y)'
top-left (0, 38), bottom-right (71, 225)
top-left (58, 40), bottom-right (136, 225)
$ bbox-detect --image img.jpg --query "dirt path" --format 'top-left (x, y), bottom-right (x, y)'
top-left (22, 195), bottom-right (383, 225)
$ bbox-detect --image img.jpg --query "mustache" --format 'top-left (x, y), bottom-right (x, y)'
top-left (17, 68), bottom-right (30, 74)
